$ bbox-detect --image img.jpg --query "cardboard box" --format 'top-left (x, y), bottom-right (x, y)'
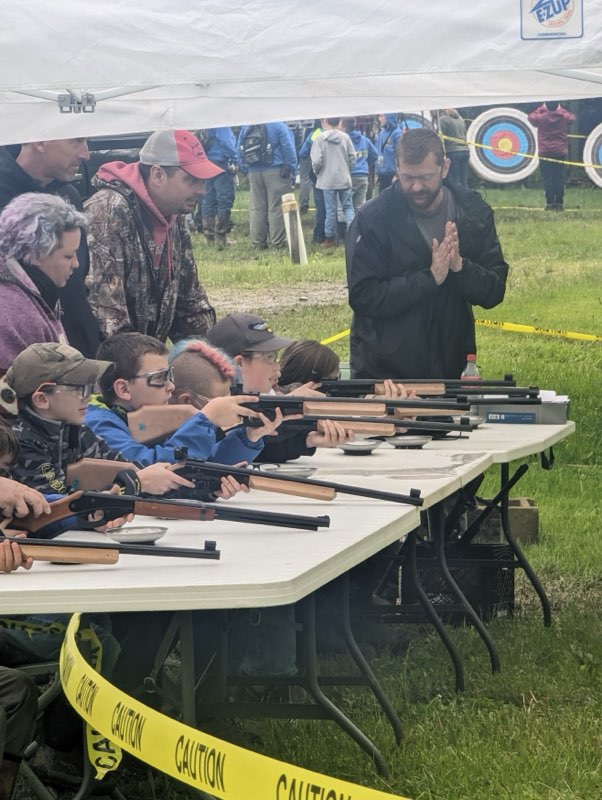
top-left (474, 401), bottom-right (569, 425)
top-left (467, 498), bottom-right (539, 546)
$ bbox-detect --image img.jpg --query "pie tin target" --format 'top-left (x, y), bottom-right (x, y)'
top-left (584, 123), bottom-right (602, 188)
top-left (467, 108), bottom-right (538, 183)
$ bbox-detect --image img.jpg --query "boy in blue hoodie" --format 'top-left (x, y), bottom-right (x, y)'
top-left (85, 332), bottom-right (283, 465)
top-left (375, 113), bottom-right (402, 192)
top-left (342, 118), bottom-right (378, 211)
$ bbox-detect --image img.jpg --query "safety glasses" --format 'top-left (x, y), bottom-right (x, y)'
top-left (130, 367), bottom-right (174, 387)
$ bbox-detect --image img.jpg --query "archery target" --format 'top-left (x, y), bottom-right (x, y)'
top-left (467, 108), bottom-right (539, 183)
top-left (584, 123), bottom-right (602, 188)
top-left (398, 112), bottom-right (434, 131)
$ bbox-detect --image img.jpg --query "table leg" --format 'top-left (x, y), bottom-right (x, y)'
top-left (301, 593), bottom-right (390, 777)
top-left (336, 573), bottom-right (403, 745)
top-left (428, 505), bottom-right (501, 674)
top-left (405, 529), bottom-right (465, 693)
top-left (176, 611), bottom-right (197, 727)
top-left (499, 463), bottom-right (552, 627)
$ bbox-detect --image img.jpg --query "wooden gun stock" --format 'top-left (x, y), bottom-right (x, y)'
top-left (66, 459), bottom-right (137, 491)
top-left (128, 404), bottom-right (198, 444)
top-left (247, 475), bottom-right (335, 501)
top-left (20, 543), bottom-right (119, 564)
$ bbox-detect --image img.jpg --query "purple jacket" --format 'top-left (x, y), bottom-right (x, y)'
top-left (528, 105), bottom-right (576, 156)
top-left (0, 256), bottom-right (66, 372)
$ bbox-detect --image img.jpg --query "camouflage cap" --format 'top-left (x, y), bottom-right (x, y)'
top-left (5, 343), bottom-right (114, 398)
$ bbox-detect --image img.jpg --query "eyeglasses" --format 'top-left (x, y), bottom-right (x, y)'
top-left (130, 367), bottom-right (174, 387)
top-left (38, 383), bottom-right (95, 399)
top-left (397, 168), bottom-right (441, 187)
top-left (243, 352), bottom-right (278, 364)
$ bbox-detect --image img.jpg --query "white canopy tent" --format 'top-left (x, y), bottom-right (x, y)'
top-left (1, 0), bottom-right (601, 144)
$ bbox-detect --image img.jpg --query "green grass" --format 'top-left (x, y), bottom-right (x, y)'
top-left (27, 185), bottom-right (601, 800)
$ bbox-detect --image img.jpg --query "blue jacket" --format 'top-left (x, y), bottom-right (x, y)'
top-left (376, 114), bottom-right (402, 177)
top-left (299, 127), bottom-right (323, 159)
top-left (237, 122), bottom-right (298, 172)
top-left (204, 127), bottom-right (237, 168)
top-left (84, 399), bottom-right (263, 466)
top-left (348, 130), bottom-right (378, 176)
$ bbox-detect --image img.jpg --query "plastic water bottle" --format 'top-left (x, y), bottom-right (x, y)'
top-left (461, 354), bottom-right (482, 407)
top-left (460, 354), bottom-right (481, 380)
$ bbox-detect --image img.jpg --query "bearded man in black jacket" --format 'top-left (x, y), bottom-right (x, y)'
top-left (0, 139), bottom-right (101, 358)
top-left (346, 128), bottom-right (508, 379)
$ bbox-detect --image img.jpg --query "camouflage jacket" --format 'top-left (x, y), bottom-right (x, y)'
top-left (11, 406), bottom-right (135, 494)
top-left (84, 175), bottom-right (216, 342)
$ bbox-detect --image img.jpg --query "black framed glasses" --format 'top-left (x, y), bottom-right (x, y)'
top-left (130, 367), bottom-right (174, 387)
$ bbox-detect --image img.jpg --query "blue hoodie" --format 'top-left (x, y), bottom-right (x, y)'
top-left (203, 127), bottom-right (237, 168)
top-left (376, 114), bottom-right (402, 177)
top-left (237, 122), bottom-right (298, 172)
top-left (347, 130), bottom-right (378, 176)
top-left (85, 399), bottom-right (263, 466)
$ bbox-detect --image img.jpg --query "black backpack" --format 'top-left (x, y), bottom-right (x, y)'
top-left (239, 124), bottom-right (273, 166)
top-left (196, 129), bottom-right (215, 152)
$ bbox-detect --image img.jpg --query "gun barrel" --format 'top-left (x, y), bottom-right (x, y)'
top-left (203, 503), bottom-right (331, 531)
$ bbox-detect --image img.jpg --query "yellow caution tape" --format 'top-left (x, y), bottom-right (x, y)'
top-left (475, 319), bottom-right (602, 342)
top-left (60, 613), bottom-right (409, 800)
top-left (322, 321), bottom-right (600, 346)
top-left (440, 133), bottom-right (601, 170)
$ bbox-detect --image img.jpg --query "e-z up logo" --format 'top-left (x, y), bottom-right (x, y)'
top-left (530, 0), bottom-right (573, 26)
top-left (520, 0), bottom-right (582, 39)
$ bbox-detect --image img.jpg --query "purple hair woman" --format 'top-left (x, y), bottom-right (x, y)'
top-left (0, 192), bottom-right (88, 372)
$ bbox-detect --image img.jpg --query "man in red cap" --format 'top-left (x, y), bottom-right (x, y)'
top-left (84, 130), bottom-right (221, 343)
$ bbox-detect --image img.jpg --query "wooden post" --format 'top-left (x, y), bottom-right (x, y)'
top-left (281, 192), bottom-right (307, 265)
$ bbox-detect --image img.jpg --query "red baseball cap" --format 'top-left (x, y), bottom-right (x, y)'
top-left (139, 129), bottom-right (223, 179)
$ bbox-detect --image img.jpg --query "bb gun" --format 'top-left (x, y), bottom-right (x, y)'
top-left (0, 531), bottom-right (220, 565)
top-left (171, 450), bottom-right (424, 507)
top-left (42, 484), bottom-right (330, 533)
top-left (237, 392), bottom-right (472, 418)
top-left (317, 376), bottom-right (541, 402)
top-left (236, 394), bottom-right (478, 436)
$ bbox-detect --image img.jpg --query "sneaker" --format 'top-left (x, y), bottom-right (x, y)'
top-left (320, 239), bottom-right (337, 249)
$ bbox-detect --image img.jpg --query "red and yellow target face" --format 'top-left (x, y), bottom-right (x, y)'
top-left (467, 108), bottom-right (539, 183)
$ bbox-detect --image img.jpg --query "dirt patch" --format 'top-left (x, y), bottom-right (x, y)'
top-left (210, 283), bottom-right (348, 314)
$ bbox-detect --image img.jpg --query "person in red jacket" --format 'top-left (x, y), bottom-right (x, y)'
top-left (528, 102), bottom-right (576, 211)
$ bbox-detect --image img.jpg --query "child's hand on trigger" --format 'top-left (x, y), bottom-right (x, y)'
top-left (201, 395), bottom-right (260, 429)
top-left (306, 418), bottom-right (355, 448)
top-left (137, 462), bottom-right (194, 495)
top-left (245, 407), bottom-right (297, 442)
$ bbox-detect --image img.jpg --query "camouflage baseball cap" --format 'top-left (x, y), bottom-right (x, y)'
top-left (5, 343), bottom-right (114, 398)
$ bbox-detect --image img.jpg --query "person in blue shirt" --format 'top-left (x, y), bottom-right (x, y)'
top-left (236, 122), bottom-right (297, 250)
top-left (342, 118), bottom-right (378, 211)
top-left (376, 113), bottom-right (402, 193)
top-left (299, 123), bottom-right (325, 243)
top-left (194, 127), bottom-right (238, 249)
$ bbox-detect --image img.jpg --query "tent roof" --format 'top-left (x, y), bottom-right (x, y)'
top-left (1, 0), bottom-right (601, 144)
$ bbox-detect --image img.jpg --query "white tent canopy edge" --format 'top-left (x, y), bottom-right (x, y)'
top-left (1, 0), bottom-right (601, 144)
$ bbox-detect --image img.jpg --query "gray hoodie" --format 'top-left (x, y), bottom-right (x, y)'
top-left (310, 129), bottom-right (357, 190)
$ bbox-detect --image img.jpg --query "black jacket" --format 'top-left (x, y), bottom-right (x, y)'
top-left (346, 183), bottom-right (509, 379)
top-left (0, 147), bottom-right (101, 358)
top-left (11, 406), bottom-right (131, 494)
